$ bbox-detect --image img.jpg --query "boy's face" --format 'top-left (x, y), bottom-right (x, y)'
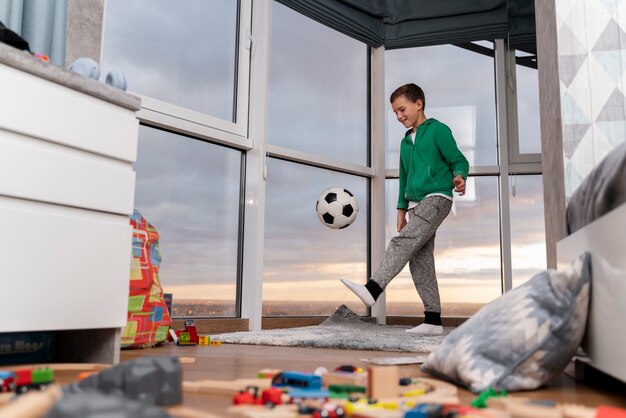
top-left (391, 96), bottom-right (423, 130)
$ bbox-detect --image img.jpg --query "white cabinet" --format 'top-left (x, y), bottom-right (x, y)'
top-left (0, 45), bottom-right (140, 364)
top-left (557, 203), bottom-right (626, 384)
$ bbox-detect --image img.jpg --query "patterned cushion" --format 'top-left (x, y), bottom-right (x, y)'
top-left (422, 252), bottom-right (591, 393)
top-left (121, 210), bottom-right (172, 349)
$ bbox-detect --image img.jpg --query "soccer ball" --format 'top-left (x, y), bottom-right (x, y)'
top-left (315, 187), bottom-right (359, 229)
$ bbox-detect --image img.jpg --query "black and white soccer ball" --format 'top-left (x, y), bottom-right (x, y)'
top-left (315, 187), bottom-right (359, 229)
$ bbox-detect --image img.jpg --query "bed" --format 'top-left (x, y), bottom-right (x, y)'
top-left (556, 141), bottom-right (626, 384)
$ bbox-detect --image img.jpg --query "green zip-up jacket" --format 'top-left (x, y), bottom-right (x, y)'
top-left (398, 118), bottom-right (469, 209)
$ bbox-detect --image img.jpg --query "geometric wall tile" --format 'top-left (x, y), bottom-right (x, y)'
top-left (592, 19), bottom-right (626, 51)
top-left (596, 121), bottom-right (626, 146)
top-left (556, 0), bottom-right (626, 197)
top-left (561, 90), bottom-right (591, 124)
top-left (599, 0), bottom-right (618, 15)
top-left (559, 54), bottom-right (588, 87)
top-left (558, 24), bottom-right (588, 55)
top-left (593, 133), bottom-right (615, 163)
top-left (595, 88), bottom-right (626, 121)
top-left (564, 160), bottom-right (584, 198)
top-left (562, 123), bottom-right (591, 158)
top-left (592, 50), bottom-right (622, 82)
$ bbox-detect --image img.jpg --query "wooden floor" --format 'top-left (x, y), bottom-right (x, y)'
top-left (120, 343), bottom-right (626, 415)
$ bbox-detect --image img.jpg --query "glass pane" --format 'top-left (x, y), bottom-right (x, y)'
top-left (510, 175), bottom-right (546, 287)
top-left (268, 1), bottom-right (368, 166)
top-left (101, 0), bottom-right (238, 121)
top-left (384, 177), bottom-right (501, 317)
top-left (133, 126), bottom-right (241, 317)
top-left (385, 45), bottom-right (497, 169)
top-left (516, 60), bottom-right (542, 154)
top-left (263, 159), bottom-right (368, 316)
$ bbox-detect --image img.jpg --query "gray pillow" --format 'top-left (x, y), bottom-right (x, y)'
top-left (566, 141), bottom-right (626, 234)
top-left (421, 252), bottom-right (591, 393)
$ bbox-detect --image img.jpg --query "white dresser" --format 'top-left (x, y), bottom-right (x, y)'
top-left (0, 43), bottom-right (140, 364)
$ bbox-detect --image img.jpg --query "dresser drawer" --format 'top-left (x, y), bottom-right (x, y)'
top-left (0, 63), bottom-right (138, 162)
top-left (0, 197), bottom-right (132, 332)
top-left (0, 129), bottom-right (135, 215)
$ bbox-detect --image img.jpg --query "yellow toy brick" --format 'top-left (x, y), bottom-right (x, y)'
top-left (198, 336), bottom-right (210, 346)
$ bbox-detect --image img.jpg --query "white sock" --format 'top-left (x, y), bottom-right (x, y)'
top-left (405, 323), bottom-right (443, 335)
top-left (340, 277), bottom-right (376, 307)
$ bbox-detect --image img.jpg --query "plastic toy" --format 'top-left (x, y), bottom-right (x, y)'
top-left (0, 371), bottom-right (15, 392)
top-left (471, 387), bottom-right (506, 409)
top-left (233, 385), bottom-right (283, 406)
top-left (403, 403), bottom-right (443, 418)
top-left (312, 403), bottom-right (346, 418)
top-left (328, 384), bottom-right (366, 399)
top-left (45, 390), bottom-right (170, 418)
top-left (64, 356), bottom-right (182, 406)
top-left (258, 369), bottom-right (281, 379)
top-left (169, 319), bottom-right (200, 345)
top-left (0, 367), bottom-right (55, 394)
top-left (272, 371), bottom-right (322, 390)
top-left (178, 331), bottom-right (196, 346)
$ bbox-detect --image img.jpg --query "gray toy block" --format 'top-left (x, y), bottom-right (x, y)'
top-left (64, 356), bottom-right (183, 406)
top-left (44, 390), bottom-right (172, 418)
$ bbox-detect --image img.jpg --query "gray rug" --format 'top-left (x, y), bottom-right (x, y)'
top-left (214, 305), bottom-right (449, 353)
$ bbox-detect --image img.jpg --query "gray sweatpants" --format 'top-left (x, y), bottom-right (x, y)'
top-left (371, 195), bottom-right (452, 313)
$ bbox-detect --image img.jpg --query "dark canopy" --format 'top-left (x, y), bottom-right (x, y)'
top-left (275, 0), bottom-right (536, 54)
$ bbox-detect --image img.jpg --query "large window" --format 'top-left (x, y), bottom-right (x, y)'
top-left (510, 175), bottom-right (546, 287)
top-left (101, 0), bottom-right (240, 123)
top-left (133, 126), bottom-right (242, 317)
top-left (263, 0), bottom-right (370, 317)
top-left (263, 159), bottom-right (368, 316)
top-left (385, 45), bottom-right (497, 169)
top-left (515, 52), bottom-right (541, 155)
top-left (384, 44), bottom-right (501, 316)
top-left (268, 1), bottom-right (368, 166)
top-left (384, 178), bottom-right (501, 316)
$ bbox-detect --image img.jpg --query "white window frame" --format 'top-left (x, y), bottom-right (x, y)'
top-left (134, 0), bottom-right (253, 147)
top-left (505, 45), bottom-right (542, 166)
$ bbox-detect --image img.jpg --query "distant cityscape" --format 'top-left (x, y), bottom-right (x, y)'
top-left (170, 299), bottom-right (483, 318)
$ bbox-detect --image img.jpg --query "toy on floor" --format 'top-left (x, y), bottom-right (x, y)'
top-left (64, 356), bottom-right (182, 406)
top-left (233, 385), bottom-right (283, 406)
top-left (169, 319), bottom-right (222, 347)
top-left (199, 366), bottom-right (460, 418)
top-left (0, 367), bottom-right (54, 394)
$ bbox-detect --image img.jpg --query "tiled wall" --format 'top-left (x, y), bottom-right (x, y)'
top-left (556, 0), bottom-right (626, 197)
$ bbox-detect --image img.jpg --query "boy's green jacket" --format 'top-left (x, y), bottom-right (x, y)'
top-left (398, 118), bottom-right (469, 209)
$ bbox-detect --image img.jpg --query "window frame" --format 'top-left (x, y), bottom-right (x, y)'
top-left (382, 39), bottom-right (544, 318)
top-left (129, 0), bottom-right (253, 146)
top-left (506, 46), bottom-right (542, 166)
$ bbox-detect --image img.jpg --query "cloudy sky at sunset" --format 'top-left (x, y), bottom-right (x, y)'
top-left (101, 0), bottom-right (545, 313)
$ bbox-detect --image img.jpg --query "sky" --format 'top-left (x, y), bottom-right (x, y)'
top-left (100, 0), bottom-right (546, 313)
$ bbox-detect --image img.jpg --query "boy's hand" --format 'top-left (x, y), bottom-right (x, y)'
top-left (453, 175), bottom-right (466, 195)
top-left (397, 209), bottom-right (407, 232)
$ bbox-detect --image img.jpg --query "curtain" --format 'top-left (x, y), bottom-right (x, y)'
top-left (0, 0), bottom-right (67, 66)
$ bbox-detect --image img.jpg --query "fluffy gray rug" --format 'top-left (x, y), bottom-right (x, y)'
top-left (214, 305), bottom-right (449, 353)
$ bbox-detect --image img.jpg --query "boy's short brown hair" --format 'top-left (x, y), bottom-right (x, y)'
top-left (390, 83), bottom-right (426, 109)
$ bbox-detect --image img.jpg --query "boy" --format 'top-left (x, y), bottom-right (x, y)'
top-left (341, 83), bottom-right (469, 335)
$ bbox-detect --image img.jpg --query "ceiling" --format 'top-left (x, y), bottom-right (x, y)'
top-left (275, 0), bottom-right (536, 54)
